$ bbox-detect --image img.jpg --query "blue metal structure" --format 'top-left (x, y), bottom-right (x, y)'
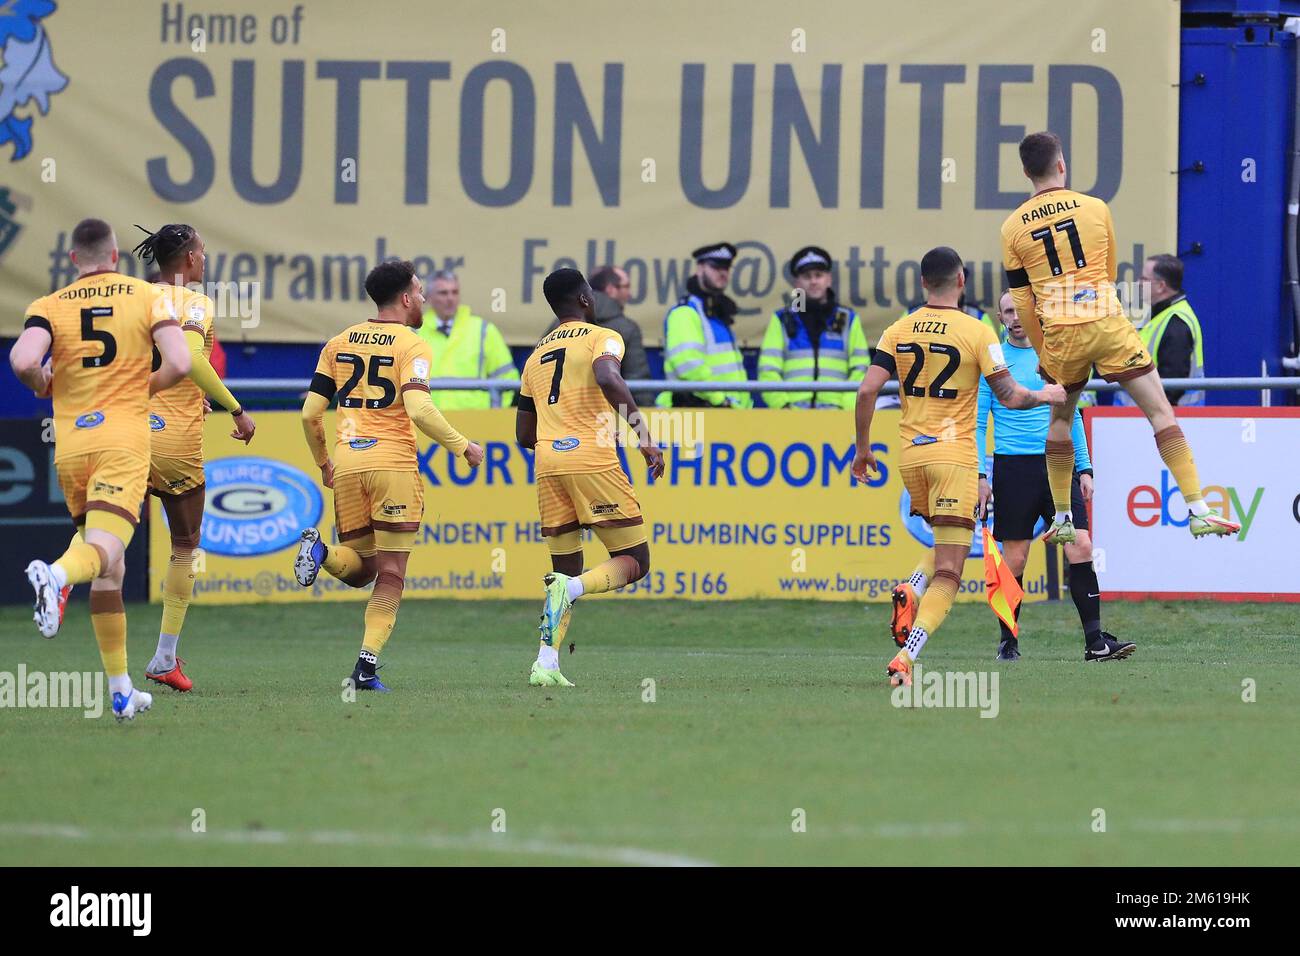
top-left (1180, 1), bottom-right (1300, 403)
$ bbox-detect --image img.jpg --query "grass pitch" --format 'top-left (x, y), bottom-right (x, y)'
top-left (0, 597), bottom-right (1295, 866)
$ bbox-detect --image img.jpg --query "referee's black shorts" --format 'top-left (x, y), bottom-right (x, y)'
top-left (990, 453), bottom-right (1089, 542)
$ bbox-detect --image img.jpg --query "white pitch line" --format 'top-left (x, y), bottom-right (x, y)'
top-left (527, 817), bottom-right (1300, 841)
top-left (0, 823), bottom-right (715, 868)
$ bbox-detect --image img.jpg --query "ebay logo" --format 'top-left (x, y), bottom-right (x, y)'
top-left (1126, 470), bottom-right (1262, 541)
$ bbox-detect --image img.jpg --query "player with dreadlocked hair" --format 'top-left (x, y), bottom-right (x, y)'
top-left (133, 223), bottom-right (256, 691)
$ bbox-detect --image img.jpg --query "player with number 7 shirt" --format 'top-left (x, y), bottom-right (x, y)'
top-left (294, 260), bottom-right (484, 692)
top-left (516, 268), bottom-right (665, 688)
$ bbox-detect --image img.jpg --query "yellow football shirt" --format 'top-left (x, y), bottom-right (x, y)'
top-left (1001, 187), bottom-right (1124, 327)
top-left (24, 271), bottom-right (177, 463)
top-left (520, 321), bottom-right (625, 477)
top-left (148, 286), bottom-right (217, 458)
top-left (312, 321), bottom-right (434, 476)
top-left (873, 307), bottom-right (1010, 466)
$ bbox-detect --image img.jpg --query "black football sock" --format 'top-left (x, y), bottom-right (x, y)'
top-left (355, 649), bottom-right (378, 678)
top-left (998, 616), bottom-right (1016, 645)
top-left (1069, 562), bottom-right (1104, 648)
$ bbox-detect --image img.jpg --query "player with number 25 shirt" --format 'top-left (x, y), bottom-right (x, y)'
top-left (294, 260), bottom-right (483, 692)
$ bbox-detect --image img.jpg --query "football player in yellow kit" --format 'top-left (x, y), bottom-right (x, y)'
top-left (516, 269), bottom-right (664, 687)
top-left (133, 223), bottom-right (256, 692)
top-left (1001, 132), bottom-right (1238, 542)
top-left (12, 218), bottom-right (192, 720)
top-left (853, 247), bottom-right (1069, 686)
top-left (296, 261), bottom-right (483, 691)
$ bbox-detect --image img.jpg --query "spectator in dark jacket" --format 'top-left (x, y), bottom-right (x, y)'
top-left (545, 265), bottom-right (654, 406)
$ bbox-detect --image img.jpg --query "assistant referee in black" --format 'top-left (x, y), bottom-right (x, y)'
top-left (976, 292), bottom-right (1134, 663)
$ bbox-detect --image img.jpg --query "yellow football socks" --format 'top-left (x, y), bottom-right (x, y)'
top-left (1154, 425), bottom-right (1204, 504)
top-left (1045, 439), bottom-right (1075, 514)
top-left (324, 544), bottom-right (364, 581)
top-left (89, 588), bottom-right (128, 677)
top-left (160, 548), bottom-right (196, 638)
top-left (910, 552), bottom-right (936, 593)
top-left (53, 535), bottom-right (103, 587)
top-left (914, 569), bottom-right (960, 636)
top-left (361, 571), bottom-right (403, 656)
top-left (577, 555), bottom-right (640, 595)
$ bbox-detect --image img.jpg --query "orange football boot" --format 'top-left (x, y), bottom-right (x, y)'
top-left (146, 657), bottom-right (193, 692)
top-left (889, 583), bottom-right (917, 647)
top-left (887, 649), bottom-right (914, 687)
top-left (56, 585), bottom-right (72, 626)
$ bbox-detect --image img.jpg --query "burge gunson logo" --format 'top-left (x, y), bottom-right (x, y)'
top-left (50, 886), bottom-right (151, 936)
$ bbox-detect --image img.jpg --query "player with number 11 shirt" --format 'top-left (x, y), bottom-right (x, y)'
top-left (1001, 130), bottom-right (1238, 544)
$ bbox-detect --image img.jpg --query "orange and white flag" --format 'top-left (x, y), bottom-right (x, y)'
top-left (983, 524), bottom-right (1024, 636)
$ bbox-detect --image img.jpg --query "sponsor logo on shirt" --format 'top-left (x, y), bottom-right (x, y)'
top-left (74, 411), bottom-right (104, 429)
top-left (1072, 288), bottom-right (1097, 303)
top-left (552, 437), bottom-right (580, 451)
top-left (149, 414), bottom-right (166, 431)
top-left (201, 457), bottom-right (324, 557)
top-left (911, 434), bottom-right (938, 445)
top-left (349, 437), bottom-right (379, 450)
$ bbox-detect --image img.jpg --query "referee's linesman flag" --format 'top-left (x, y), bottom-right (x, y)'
top-left (983, 523), bottom-right (1024, 636)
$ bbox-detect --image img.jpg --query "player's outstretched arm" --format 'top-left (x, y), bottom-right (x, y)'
top-left (300, 390), bottom-right (333, 487)
top-left (150, 323), bottom-right (192, 394)
top-left (181, 329), bottom-right (255, 443)
top-left (988, 370), bottom-right (1066, 410)
top-left (593, 355), bottom-right (664, 479)
top-left (851, 364), bottom-right (890, 482)
top-left (402, 390), bottom-right (483, 466)
top-left (10, 326), bottom-right (52, 395)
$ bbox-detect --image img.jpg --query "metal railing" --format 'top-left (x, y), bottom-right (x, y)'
top-left (228, 376), bottom-right (1300, 407)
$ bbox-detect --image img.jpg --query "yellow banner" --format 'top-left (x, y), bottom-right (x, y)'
top-left (2, 1), bottom-right (1177, 346)
top-left (148, 409), bottom-right (1047, 604)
